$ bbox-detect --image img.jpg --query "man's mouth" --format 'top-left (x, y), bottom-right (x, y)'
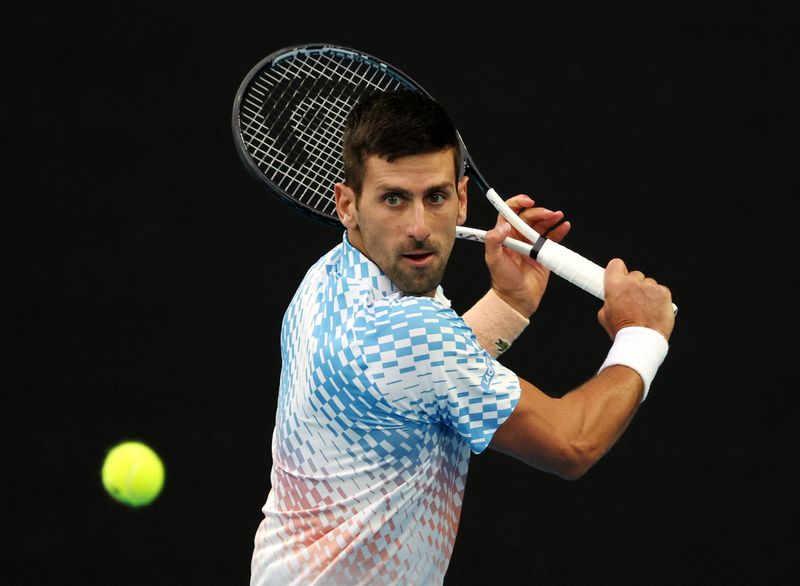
top-left (401, 251), bottom-right (435, 267)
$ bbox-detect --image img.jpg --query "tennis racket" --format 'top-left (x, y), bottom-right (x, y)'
top-left (232, 43), bottom-right (677, 313)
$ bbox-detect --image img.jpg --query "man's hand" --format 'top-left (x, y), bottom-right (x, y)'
top-left (599, 258), bottom-right (675, 341)
top-left (483, 194), bottom-right (570, 318)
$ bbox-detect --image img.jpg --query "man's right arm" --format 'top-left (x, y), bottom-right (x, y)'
top-left (489, 257), bottom-right (675, 479)
top-left (490, 367), bottom-right (645, 480)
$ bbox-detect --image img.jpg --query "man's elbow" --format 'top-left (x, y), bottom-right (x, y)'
top-left (550, 439), bottom-right (604, 481)
top-left (554, 462), bottom-right (590, 481)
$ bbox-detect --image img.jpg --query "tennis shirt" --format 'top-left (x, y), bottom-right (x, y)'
top-left (250, 233), bottom-right (521, 585)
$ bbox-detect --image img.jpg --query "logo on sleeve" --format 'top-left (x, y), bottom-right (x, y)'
top-left (480, 357), bottom-right (496, 391)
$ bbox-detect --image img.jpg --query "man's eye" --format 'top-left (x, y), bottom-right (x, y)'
top-left (428, 193), bottom-right (446, 204)
top-left (385, 194), bottom-right (403, 206)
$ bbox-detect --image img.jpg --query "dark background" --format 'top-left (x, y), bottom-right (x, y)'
top-left (8, 1), bottom-right (798, 584)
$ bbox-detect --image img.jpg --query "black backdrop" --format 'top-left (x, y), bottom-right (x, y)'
top-left (8, 2), bottom-right (798, 584)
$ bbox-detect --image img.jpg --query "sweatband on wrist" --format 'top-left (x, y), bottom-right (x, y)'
top-left (598, 326), bottom-right (669, 402)
top-left (462, 289), bottom-right (530, 357)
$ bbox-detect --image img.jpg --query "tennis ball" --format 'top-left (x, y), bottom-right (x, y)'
top-left (101, 441), bottom-right (165, 507)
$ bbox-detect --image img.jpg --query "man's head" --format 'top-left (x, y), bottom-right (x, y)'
top-left (335, 90), bottom-right (469, 297)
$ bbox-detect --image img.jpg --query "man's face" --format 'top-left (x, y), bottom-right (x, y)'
top-left (335, 148), bottom-right (468, 297)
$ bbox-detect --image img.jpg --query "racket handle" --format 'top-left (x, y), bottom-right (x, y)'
top-left (535, 238), bottom-right (605, 299)
top-left (483, 189), bottom-right (678, 314)
top-left (540, 241), bottom-right (679, 314)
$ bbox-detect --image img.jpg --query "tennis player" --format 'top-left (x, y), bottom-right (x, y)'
top-left (250, 90), bottom-right (675, 585)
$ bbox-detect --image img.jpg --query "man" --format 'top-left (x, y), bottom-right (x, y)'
top-left (250, 90), bottom-right (674, 585)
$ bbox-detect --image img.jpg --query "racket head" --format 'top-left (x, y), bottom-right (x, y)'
top-left (232, 43), bottom-right (485, 227)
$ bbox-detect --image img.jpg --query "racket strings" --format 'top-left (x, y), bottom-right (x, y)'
top-left (242, 59), bottom-right (346, 213)
top-left (241, 108), bottom-right (332, 210)
top-left (237, 48), bottom-right (415, 218)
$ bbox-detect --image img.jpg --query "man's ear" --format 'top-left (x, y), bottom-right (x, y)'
top-left (335, 183), bottom-right (358, 228)
top-left (456, 175), bottom-right (469, 225)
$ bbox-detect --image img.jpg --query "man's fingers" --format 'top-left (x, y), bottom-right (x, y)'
top-left (483, 223), bottom-right (513, 267)
top-left (544, 220), bottom-right (571, 243)
top-left (606, 258), bottom-right (628, 276)
top-left (497, 195), bottom-right (571, 246)
top-left (502, 194), bottom-right (535, 213)
top-left (485, 222), bottom-right (512, 247)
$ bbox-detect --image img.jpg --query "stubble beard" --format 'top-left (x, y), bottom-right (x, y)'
top-left (384, 242), bottom-right (452, 296)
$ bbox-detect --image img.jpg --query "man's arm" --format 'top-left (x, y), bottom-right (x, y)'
top-left (462, 194), bottom-right (569, 356)
top-left (490, 367), bottom-right (644, 480)
top-left (489, 257), bottom-right (675, 479)
top-left (466, 196), bottom-right (674, 478)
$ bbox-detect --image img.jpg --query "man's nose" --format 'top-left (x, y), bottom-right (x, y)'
top-left (406, 200), bottom-right (431, 241)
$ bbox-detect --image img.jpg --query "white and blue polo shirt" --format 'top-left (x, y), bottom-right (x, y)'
top-left (251, 234), bottom-right (521, 586)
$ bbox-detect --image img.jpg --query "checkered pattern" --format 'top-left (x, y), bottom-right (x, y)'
top-left (251, 234), bottom-right (521, 586)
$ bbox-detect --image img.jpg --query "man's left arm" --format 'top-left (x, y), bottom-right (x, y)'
top-left (462, 194), bottom-right (570, 357)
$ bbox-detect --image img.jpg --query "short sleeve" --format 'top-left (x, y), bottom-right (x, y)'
top-left (361, 296), bottom-right (521, 453)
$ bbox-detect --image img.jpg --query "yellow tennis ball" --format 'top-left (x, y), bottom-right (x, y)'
top-left (101, 441), bottom-right (165, 507)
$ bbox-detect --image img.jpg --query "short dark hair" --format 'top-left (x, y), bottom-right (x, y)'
top-left (342, 90), bottom-right (462, 194)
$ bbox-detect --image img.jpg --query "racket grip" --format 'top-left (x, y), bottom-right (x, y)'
top-left (539, 240), bottom-right (678, 314)
top-left (484, 188), bottom-right (678, 314)
top-left (536, 239), bottom-right (605, 300)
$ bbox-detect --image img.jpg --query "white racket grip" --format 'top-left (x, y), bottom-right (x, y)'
top-left (536, 239), bottom-right (605, 300)
top-left (540, 240), bottom-right (678, 314)
top-left (485, 188), bottom-right (678, 313)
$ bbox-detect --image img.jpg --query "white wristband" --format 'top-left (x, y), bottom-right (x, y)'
top-left (598, 326), bottom-right (669, 402)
